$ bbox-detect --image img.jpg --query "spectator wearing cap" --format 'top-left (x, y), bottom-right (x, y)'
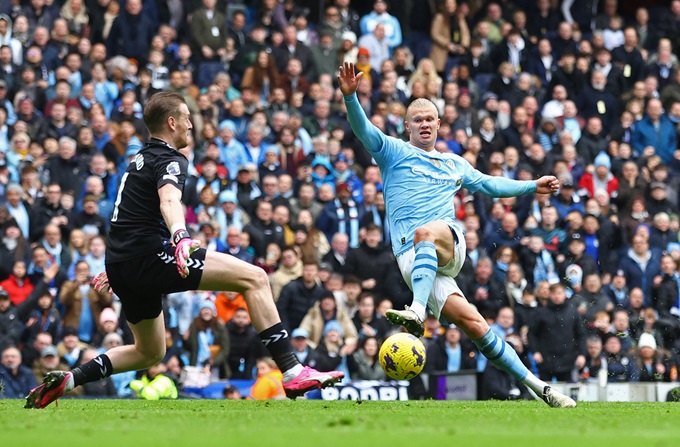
top-left (632, 332), bottom-right (674, 382)
top-left (333, 153), bottom-right (363, 203)
top-left (551, 174), bottom-right (585, 219)
top-left (228, 163), bottom-right (262, 214)
top-left (577, 152), bottom-right (619, 199)
top-left (290, 327), bottom-right (320, 367)
top-left (632, 98), bottom-right (677, 165)
top-left (276, 261), bottom-right (326, 332)
top-left (59, 260), bottom-right (112, 343)
top-left (647, 182), bottom-right (678, 217)
top-left (317, 181), bottom-right (362, 248)
top-left (300, 289), bottom-right (358, 349)
top-left (618, 234), bottom-right (662, 306)
top-left (258, 145), bottom-right (285, 179)
top-left (313, 319), bottom-right (352, 375)
top-left (338, 30), bottom-right (359, 65)
top-left (606, 269), bottom-right (629, 308)
top-left (216, 190), bottom-right (249, 237)
top-left (216, 120), bottom-right (249, 182)
top-left (0, 345), bottom-right (38, 398)
top-left (354, 46), bottom-right (375, 87)
top-left (556, 232), bottom-right (598, 280)
top-left (31, 344), bottom-right (69, 386)
top-left (359, 0), bottom-right (402, 50)
top-left (187, 300), bottom-right (231, 378)
top-left (270, 246), bottom-right (303, 300)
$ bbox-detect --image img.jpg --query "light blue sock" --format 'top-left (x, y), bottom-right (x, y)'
top-left (411, 241), bottom-right (438, 315)
top-left (473, 329), bottom-right (529, 381)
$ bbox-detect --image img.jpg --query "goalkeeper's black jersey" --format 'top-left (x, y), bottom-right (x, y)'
top-left (106, 139), bottom-right (188, 263)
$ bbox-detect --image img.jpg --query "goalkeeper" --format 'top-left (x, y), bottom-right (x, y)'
top-left (25, 92), bottom-right (343, 409)
top-left (338, 62), bottom-right (576, 408)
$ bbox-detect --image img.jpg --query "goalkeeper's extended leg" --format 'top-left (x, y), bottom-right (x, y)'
top-left (441, 293), bottom-right (576, 408)
top-left (27, 315), bottom-right (167, 409)
top-left (198, 251), bottom-right (343, 399)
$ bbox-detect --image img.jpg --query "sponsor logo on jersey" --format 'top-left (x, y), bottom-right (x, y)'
top-left (132, 154), bottom-right (144, 170)
top-left (166, 161), bottom-right (181, 176)
top-left (428, 158), bottom-right (442, 168)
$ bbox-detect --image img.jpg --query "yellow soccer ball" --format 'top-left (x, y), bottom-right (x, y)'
top-left (379, 333), bottom-right (426, 380)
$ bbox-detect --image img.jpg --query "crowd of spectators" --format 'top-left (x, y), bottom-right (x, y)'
top-left (2, 0), bottom-right (680, 401)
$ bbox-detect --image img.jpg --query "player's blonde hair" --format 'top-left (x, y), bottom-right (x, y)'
top-left (405, 98), bottom-right (438, 120)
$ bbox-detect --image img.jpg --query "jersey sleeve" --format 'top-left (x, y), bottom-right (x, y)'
top-left (343, 93), bottom-right (397, 166)
top-left (155, 152), bottom-right (188, 192)
top-left (458, 156), bottom-right (536, 197)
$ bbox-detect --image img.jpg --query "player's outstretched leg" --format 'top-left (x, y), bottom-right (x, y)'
top-left (26, 315), bottom-right (167, 409)
top-left (387, 223), bottom-right (455, 337)
top-left (441, 293), bottom-right (576, 408)
top-left (199, 251), bottom-right (343, 398)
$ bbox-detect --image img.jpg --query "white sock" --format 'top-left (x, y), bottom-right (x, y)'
top-left (282, 364), bottom-right (304, 382)
top-left (409, 302), bottom-right (427, 321)
top-left (65, 372), bottom-right (75, 392)
top-left (522, 371), bottom-right (547, 396)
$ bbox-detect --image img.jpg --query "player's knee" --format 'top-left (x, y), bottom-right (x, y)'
top-left (462, 318), bottom-right (488, 339)
top-left (246, 267), bottom-right (270, 292)
top-left (414, 227), bottom-right (434, 244)
top-left (142, 345), bottom-right (166, 367)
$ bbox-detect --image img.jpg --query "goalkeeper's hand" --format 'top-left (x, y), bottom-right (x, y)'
top-left (173, 229), bottom-right (201, 278)
top-left (93, 271), bottom-right (113, 295)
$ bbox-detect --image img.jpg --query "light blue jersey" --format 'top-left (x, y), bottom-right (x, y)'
top-left (344, 93), bottom-right (537, 256)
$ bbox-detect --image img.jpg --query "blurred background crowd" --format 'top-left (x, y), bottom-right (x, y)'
top-left (2, 0), bottom-right (680, 401)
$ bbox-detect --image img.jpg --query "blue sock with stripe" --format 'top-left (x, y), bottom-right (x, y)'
top-left (410, 241), bottom-right (438, 319)
top-left (473, 329), bottom-right (529, 381)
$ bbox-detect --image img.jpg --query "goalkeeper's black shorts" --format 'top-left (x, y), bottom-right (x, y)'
top-left (106, 246), bottom-right (207, 324)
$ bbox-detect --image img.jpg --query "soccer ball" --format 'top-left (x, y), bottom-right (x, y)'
top-left (379, 333), bottom-right (426, 380)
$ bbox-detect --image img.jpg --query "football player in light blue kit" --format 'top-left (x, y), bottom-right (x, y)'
top-left (338, 62), bottom-right (576, 407)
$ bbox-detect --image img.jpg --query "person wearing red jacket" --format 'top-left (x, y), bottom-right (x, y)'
top-left (577, 152), bottom-right (619, 199)
top-left (0, 260), bottom-right (34, 305)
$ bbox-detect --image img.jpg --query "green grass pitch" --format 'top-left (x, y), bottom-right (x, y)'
top-left (2, 399), bottom-right (679, 446)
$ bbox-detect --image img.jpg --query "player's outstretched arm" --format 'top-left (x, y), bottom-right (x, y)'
top-left (462, 158), bottom-right (560, 198)
top-left (159, 184), bottom-right (200, 278)
top-left (338, 62), bottom-right (387, 157)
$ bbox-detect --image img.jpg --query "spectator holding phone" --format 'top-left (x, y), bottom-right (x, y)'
top-left (58, 260), bottom-right (112, 344)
